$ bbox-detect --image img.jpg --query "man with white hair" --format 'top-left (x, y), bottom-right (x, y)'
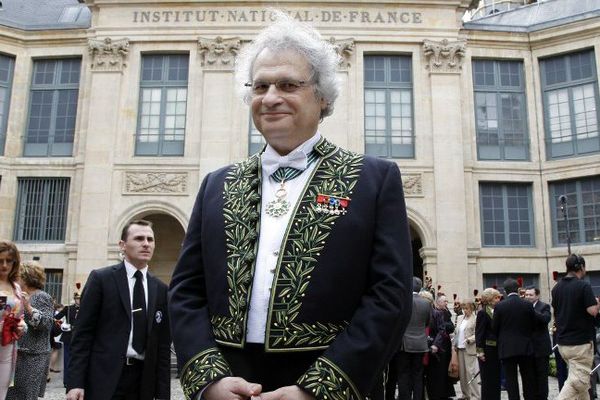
top-left (169, 10), bottom-right (412, 400)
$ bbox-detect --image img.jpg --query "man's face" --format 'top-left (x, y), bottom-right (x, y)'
top-left (524, 289), bottom-right (538, 303)
top-left (250, 48), bottom-right (327, 155)
top-left (119, 224), bottom-right (155, 269)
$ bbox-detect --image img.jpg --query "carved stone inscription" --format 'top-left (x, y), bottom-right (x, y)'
top-left (132, 9), bottom-right (424, 26)
top-left (125, 172), bottom-right (187, 194)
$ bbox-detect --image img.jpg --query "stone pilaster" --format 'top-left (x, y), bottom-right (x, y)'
top-left (424, 38), bottom-right (469, 298)
top-left (76, 40), bottom-right (129, 274)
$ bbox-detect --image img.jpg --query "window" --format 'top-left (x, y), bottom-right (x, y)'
top-left (472, 60), bottom-right (529, 160)
top-left (136, 54), bottom-right (189, 156)
top-left (0, 54), bottom-right (14, 156)
top-left (364, 55), bottom-right (414, 158)
top-left (44, 269), bottom-right (63, 302)
top-left (25, 58), bottom-right (81, 156)
top-left (480, 182), bottom-right (534, 246)
top-left (14, 177), bottom-right (70, 242)
top-left (483, 273), bottom-right (539, 296)
top-left (248, 118), bottom-right (265, 155)
top-left (550, 175), bottom-right (600, 246)
top-left (587, 271), bottom-right (600, 296)
top-left (540, 50), bottom-right (600, 159)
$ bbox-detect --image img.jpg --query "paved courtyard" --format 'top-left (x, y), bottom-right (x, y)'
top-left (44, 369), bottom-right (565, 399)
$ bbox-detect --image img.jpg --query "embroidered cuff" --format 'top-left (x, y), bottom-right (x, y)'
top-left (297, 356), bottom-right (362, 400)
top-left (180, 348), bottom-right (232, 400)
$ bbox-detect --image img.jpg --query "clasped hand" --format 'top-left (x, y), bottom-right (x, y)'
top-left (204, 377), bottom-right (315, 400)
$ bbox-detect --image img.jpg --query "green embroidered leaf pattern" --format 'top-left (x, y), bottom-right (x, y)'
top-left (181, 348), bottom-right (232, 400)
top-left (268, 147), bottom-right (363, 349)
top-left (297, 357), bottom-right (362, 400)
top-left (213, 155), bottom-right (261, 344)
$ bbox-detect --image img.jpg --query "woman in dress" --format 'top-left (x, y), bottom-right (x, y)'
top-left (453, 299), bottom-right (480, 399)
top-left (475, 288), bottom-right (502, 400)
top-left (6, 261), bottom-right (54, 400)
top-left (0, 241), bottom-right (26, 398)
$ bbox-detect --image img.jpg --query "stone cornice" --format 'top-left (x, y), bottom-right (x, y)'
top-left (328, 37), bottom-right (355, 70)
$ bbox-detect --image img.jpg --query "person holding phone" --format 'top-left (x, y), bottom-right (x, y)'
top-left (0, 241), bottom-right (27, 399)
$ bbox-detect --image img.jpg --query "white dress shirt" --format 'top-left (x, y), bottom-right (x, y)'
top-left (246, 133), bottom-right (321, 344)
top-left (124, 260), bottom-right (148, 359)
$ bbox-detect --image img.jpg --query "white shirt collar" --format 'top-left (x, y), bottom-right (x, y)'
top-left (261, 132), bottom-right (321, 176)
top-left (124, 260), bottom-right (148, 279)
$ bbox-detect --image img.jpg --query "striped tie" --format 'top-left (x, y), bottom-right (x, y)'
top-left (270, 151), bottom-right (319, 183)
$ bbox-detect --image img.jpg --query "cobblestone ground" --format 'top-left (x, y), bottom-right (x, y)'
top-left (44, 370), bottom-right (565, 399)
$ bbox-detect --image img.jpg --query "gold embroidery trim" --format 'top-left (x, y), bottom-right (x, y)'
top-left (297, 356), bottom-right (363, 400)
top-left (180, 347), bottom-right (232, 400)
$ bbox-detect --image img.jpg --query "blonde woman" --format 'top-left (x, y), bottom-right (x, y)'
top-left (6, 261), bottom-right (54, 400)
top-left (0, 241), bottom-right (26, 399)
top-left (453, 299), bottom-right (480, 399)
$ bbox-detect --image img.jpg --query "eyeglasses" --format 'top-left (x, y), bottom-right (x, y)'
top-left (244, 79), bottom-right (312, 96)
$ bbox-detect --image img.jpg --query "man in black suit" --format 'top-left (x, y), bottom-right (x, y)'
top-left (492, 278), bottom-right (536, 400)
top-left (66, 220), bottom-right (171, 400)
top-left (524, 286), bottom-right (552, 400)
top-left (55, 292), bottom-right (80, 388)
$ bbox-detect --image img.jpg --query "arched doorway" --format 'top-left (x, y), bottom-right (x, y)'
top-left (143, 213), bottom-right (185, 284)
top-left (409, 225), bottom-right (423, 280)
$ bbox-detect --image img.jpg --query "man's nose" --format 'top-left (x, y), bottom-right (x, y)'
top-left (261, 84), bottom-right (284, 106)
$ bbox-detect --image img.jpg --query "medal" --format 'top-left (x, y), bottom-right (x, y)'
top-left (315, 194), bottom-right (350, 215)
top-left (266, 182), bottom-right (291, 218)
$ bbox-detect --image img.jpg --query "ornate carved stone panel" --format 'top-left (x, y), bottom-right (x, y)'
top-left (327, 37), bottom-right (355, 70)
top-left (402, 174), bottom-right (423, 196)
top-left (422, 39), bottom-right (466, 73)
top-left (198, 36), bottom-right (241, 69)
top-left (124, 172), bottom-right (188, 195)
top-left (88, 38), bottom-right (130, 72)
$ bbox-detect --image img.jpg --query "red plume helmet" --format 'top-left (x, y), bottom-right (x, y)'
top-left (437, 285), bottom-right (442, 290)
top-left (492, 284), bottom-right (497, 289)
top-left (552, 271), bottom-right (559, 281)
top-left (473, 289), bottom-right (479, 296)
top-left (517, 277), bottom-right (523, 287)
top-left (76, 282), bottom-right (81, 290)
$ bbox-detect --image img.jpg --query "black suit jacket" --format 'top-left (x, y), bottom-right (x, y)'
top-left (55, 304), bottom-right (79, 344)
top-left (67, 263), bottom-right (171, 400)
top-left (492, 294), bottom-right (535, 359)
top-left (532, 300), bottom-right (552, 357)
top-left (169, 138), bottom-right (413, 400)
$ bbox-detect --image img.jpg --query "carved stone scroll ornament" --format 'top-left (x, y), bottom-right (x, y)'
top-left (422, 39), bottom-right (466, 73)
top-left (198, 36), bottom-right (241, 69)
top-left (402, 174), bottom-right (423, 196)
top-left (125, 172), bottom-right (187, 194)
top-left (327, 37), bottom-right (355, 69)
top-left (88, 38), bottom-right (130, 72)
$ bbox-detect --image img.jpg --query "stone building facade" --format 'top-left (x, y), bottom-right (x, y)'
top-left (0, 0), bottom-right (598, 303)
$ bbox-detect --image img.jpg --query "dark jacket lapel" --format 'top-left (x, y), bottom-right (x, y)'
top-left (146, 273), bottom-right (158, 334)
top-left (112, 262), bottom-right (131, 319)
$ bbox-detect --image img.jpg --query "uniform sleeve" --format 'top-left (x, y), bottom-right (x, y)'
top-left (25, 292), bottom-right (54, 331)
top-left (168, 174), bottom-right (232, 400)
top-left (296, 162), bottom-right (413, 400)
top-left (67, 271), bottom-right (103, 391)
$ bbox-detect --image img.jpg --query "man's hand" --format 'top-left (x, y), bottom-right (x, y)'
top-left (259, 385), bottom-right (315, 400)
top-left (204, 377), bottom-right (262, 400)
top-left (66, 388), bottom-right (84, 400)
top-left (430, 345), bottom-right (438, 354)
top-left (477, 353), bottom-right (486, 362)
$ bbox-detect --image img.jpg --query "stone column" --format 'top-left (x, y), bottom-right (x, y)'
top-left (197, 36), bottom-right (241, 174)
top-left (423, 38), bottom-right (468, 298)
top-left (74, 37), bottom-right (130, 280)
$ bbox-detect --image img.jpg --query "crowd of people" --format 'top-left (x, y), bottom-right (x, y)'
top-left (386, 255), bottom-right (600, 400)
